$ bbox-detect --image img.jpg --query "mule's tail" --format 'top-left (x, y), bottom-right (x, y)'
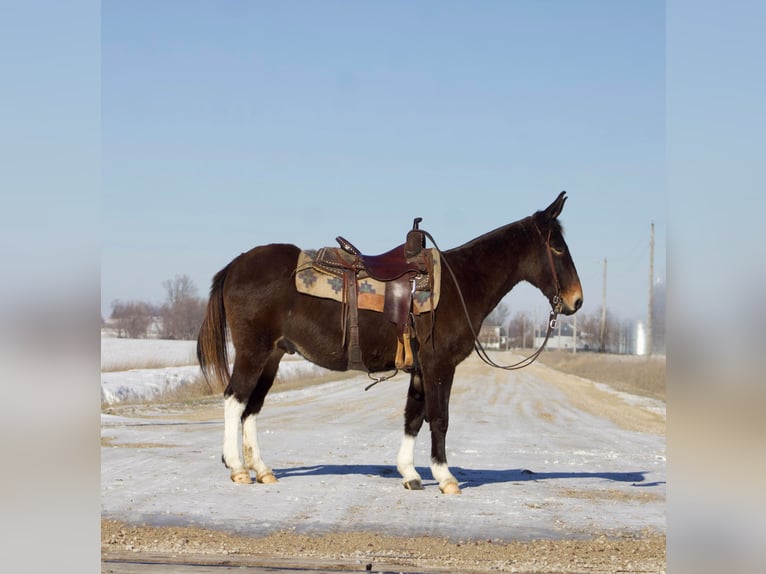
top-left (197, 264), bottom-right (231, 394)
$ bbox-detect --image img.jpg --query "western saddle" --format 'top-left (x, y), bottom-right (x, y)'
top-left (312, 218), bottom-right (431, 372)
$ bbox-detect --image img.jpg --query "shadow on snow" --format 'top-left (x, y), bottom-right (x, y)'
top-left (274, 464), bottom-right (656, 489)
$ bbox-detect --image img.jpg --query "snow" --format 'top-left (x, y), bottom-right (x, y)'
top-left (101, 334), bottom-right (333, 405)
top-left (101, 336), bottom-right (199, 370)
top-left (101, 336), bottom-right (666, 541)
top-left (101, 365), bottom-right (202, 404)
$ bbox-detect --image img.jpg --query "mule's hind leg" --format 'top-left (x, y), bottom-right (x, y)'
top-left (241, 350), bottom-right (283, 484)
top-left (222, 350), bottom-right (272, 484)
top-left (397, 370), bottom-right (427, 490)
top-left (223, 394), bottom-right (252, 483)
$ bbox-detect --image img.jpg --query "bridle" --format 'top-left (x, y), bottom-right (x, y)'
top-left (422, 222), bottom-right (563, 371)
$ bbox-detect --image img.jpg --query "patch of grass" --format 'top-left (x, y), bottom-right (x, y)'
top-left (156, 373), bottom-right (218, 403)
top-left (154, 368), bottom-right (357, 403)
top-left (536, 351), bottom-right (666, 401)
top-left (101, 373), bottom-right (216, 410)
top-left (101, 368), bottom-right (358, 411)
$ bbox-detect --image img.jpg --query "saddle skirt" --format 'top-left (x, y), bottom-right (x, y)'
top-left (295, 248), bottom-right (441, 314)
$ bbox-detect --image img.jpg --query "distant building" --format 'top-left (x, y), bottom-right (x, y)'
top-left (478, 324), bottom-right (507, 350)
top-left (533, 320), bottom-right (588, 351)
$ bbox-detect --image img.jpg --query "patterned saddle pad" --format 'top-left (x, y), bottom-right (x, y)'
top-left (295, 248), bottom-right (441, 314)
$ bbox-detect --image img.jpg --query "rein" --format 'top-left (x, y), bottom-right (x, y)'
top-left (419, 224), bottom-right (562, 372)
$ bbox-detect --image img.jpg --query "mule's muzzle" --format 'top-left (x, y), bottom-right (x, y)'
top-left (558, 288), bottom-right (583, 315)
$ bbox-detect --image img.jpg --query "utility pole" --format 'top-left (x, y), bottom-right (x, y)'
top-left (573, 313), bottom-right (577, 355)
top-left (600, 257), bottom-right (607, 352)
top-left (522, 315), bottom-right (527, 348)
top-left (647, 221), bottom-right (655, 356)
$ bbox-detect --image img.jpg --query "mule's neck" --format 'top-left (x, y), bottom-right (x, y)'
top-left (445, 217), bottom-right (540, 324)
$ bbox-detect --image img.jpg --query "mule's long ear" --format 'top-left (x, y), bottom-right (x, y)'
top-left (542, 191), bottom-right (567, 220)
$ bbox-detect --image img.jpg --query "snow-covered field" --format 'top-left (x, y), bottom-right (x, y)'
top-left (101, 334), bottom-right (332, 404)
top-left (101, 336), bottom-right (665, 542)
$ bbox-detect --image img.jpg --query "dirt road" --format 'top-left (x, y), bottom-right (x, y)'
top-left (101, 354), bottom-right (666, 573)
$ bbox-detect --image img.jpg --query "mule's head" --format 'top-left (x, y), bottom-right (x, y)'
top-left (530, 191), bottom-right (583, 315)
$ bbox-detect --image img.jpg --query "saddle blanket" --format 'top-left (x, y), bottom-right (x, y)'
top-left (295, 248), bottom-right (441, 314)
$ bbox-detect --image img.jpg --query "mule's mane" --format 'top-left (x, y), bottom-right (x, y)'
top-left (448, 211), bottom-right (562, 254)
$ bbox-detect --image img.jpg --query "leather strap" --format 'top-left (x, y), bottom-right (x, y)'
top-left (344, 269), bottom-right (365, 370)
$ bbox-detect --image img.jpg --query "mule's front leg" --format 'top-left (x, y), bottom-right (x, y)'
top-left (429, 417), bottom-right (461, 494)
top-left (427, 376), bottom-right (461, 495)
top-left (397, 373), bottom-right (427, 490)
top-left (223, 395), bottom-right (252, 483)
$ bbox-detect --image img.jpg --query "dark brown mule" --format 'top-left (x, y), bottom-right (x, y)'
top-left (197, 192), bottom-right (583, 493)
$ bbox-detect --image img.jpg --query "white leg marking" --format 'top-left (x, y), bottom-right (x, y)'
top-left (242, 413), bottom-right (276, 482)
top-left (223, 396), bottom-right (250, 482)
top-left (397, 434), bottom-right (422, 485)
top-left (431, 460), bottom-right (460, 494)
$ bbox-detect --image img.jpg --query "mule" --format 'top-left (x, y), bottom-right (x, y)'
top-left (197, 191), bottom-right (583, 494)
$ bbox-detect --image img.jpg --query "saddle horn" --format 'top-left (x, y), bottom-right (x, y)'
top-left (405, 217), bottom-right (425, 260)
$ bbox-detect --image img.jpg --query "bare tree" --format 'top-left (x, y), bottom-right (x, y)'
top-left (506, 311), bottom-right (533, 348)
top-left (160, 275), bottom-right (206, 340)
top-left (574, 307), bottom-right (626, 353)
top-left (163, 274), bottom-right (198, 306)
top-left (485, 301), bottom-right (510, 327)
top-left (574, 310), bottom-right (600, 351)
top-left (110, 300), bottom-right (154, 338)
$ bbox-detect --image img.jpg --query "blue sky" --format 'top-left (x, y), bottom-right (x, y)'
top-left (4, 3), bottom-right (766, 571)
top-left (102, 1), bottom-right (666, 324)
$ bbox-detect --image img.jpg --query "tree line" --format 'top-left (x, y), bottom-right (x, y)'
top-left (106, 275), bottom-right (206, 340)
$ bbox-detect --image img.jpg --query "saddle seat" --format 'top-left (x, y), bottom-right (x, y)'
top-left (335, 236), bottom-right (427, 282)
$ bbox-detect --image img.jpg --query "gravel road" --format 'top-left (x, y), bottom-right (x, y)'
top-left (102, 354), bottom-right (666, 572)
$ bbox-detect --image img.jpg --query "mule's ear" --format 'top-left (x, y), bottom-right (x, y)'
top-left (542, 191), bottom-right (567, 220)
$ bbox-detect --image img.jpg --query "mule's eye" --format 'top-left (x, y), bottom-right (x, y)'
top-left (550, 244), bottom-right (565, 256)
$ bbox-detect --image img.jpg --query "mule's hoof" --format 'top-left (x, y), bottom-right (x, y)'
top-left (231, 471), bottom-right (253, 484)
top-left (256, 472), bottom-right (278, 484)
top-left (403, 479), bottom-right (424, 491)
top-left (440, 481), bottom-right (462, 495)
